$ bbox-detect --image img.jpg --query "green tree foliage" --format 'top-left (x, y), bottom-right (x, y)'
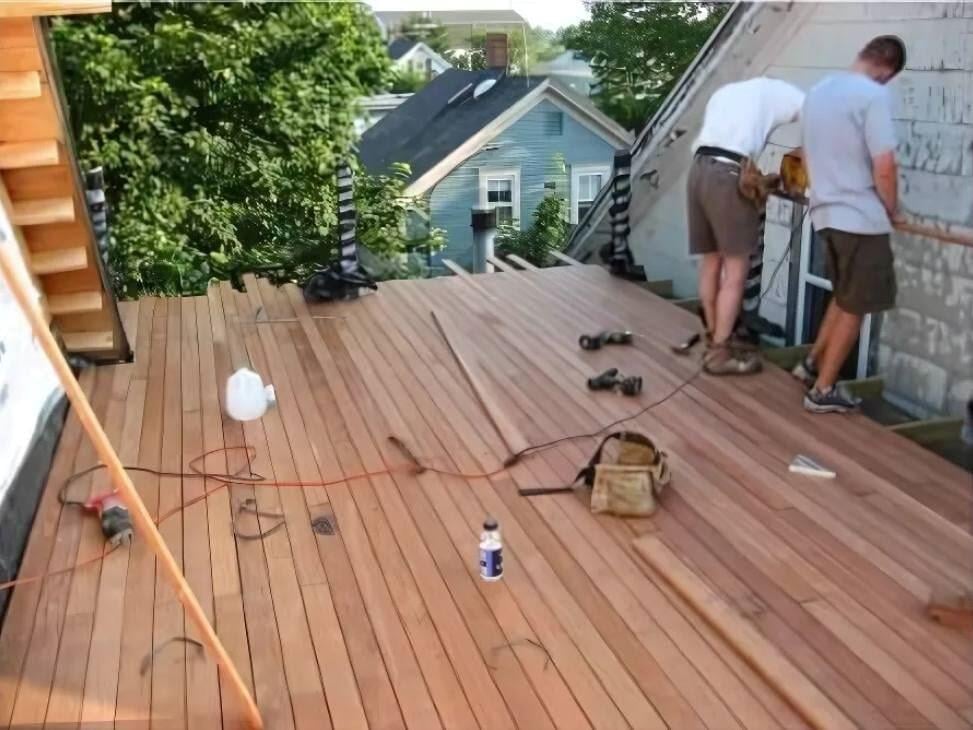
top-left (560, 2), bottom-right (728, 131)
top-left (52, 1), bottom-right (443, 297)
top-left (495, 195), bottom-right (568, 267)
top-left (396, 14), bottom-right (450, 55)
top-left (388, 66), bottom-right (427, 93)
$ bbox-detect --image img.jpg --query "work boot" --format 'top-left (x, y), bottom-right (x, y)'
top-left (803, 385), bottom-right (860, 414)
top-left (791, 356), bottom-right (817, 388)
top-left (702, 342), bottom-right (762, 376)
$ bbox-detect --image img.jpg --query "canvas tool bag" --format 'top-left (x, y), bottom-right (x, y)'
top-left (576, 432), bottom-right (670, 517)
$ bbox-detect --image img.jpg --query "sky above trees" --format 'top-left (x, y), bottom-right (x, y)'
top-left (367, 0), bottom-right (589, 31)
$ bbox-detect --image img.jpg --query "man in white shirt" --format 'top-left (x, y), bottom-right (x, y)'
top-left (794, 36), bottom-right (905, 413)
top-left (688, 76), bottom-right (805, 374)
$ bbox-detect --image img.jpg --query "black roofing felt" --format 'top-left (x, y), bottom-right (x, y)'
top-left (387, 37), bottom-right (417, 60)
top-left (360, 68), bottom-right (546, 184)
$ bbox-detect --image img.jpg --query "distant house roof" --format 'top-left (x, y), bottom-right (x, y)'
top-left (360, 68), bottom-right (632, 196)
top-left (387, 37), bottom-right (417, 60)
top-left (375, 9), bottom-right (527, 29)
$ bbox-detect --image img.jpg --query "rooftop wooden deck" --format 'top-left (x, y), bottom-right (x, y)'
top-left (1, 263), bottom-right (971, 729)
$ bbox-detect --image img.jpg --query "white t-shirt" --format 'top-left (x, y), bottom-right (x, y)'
top-left (693, 77), bottom-right (806, 159)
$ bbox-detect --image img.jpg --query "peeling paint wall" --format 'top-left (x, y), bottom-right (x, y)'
top-left (619, 1), bottom-right (972, 417)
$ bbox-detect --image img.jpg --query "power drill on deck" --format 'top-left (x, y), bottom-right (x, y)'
top-left (579, 330), bottom-right (633, 351)
top-left (85, 491), bottom-right (134, 547)
top-left (587, 368), bottom-right (642, 396)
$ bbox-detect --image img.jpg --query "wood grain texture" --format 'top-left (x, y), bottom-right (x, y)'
top-left (1, 267), bottom-right (969, 729)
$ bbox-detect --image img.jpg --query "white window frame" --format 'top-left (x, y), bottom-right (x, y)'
top-left (478, 167), bottom-right (521, 229)
top-left (570, 164), bottom-right (611, 224)
top-left (794, 215), bottom-right (874, 380)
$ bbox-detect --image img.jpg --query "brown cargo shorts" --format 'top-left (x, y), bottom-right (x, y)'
top-left (820, 228), bottom-right (897, 315)
top-left (686, 154), bottom-right (761, 258)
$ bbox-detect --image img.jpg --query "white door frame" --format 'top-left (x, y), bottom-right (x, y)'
top-left (794, 215), bottom-right (872, 380)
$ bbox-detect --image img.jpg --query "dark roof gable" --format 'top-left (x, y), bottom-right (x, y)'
top-left (388, 37), bottom-right (417, 60)
top-left (360, 69), bottom-right (545, 184)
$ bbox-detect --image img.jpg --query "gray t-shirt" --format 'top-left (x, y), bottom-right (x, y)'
top-left (802, 71), bottom-right (897, 234)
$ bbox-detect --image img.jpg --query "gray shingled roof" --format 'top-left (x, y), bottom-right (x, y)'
top-left (360, 68), bottom-right (545, 184)
top-left (388, 37), bottom-right (417, 61)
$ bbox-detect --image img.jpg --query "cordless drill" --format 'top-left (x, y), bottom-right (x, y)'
top-left (579, 330), bottom-right (633, 351)
top-left (587, 368), bottom-right (642, 396)
top-left (85, 491), bottom-right (134, 547)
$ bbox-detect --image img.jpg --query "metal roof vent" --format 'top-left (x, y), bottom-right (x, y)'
top-left (473, 78), bottom-right (497, 99)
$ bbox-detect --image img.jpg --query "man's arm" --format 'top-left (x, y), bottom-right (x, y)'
top-left (872, 150), bottom-right (898, 220)
top-left (865, 91), bottom-right (899, 221)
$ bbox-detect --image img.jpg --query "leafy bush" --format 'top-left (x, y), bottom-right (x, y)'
top-left (52, 2), bottom-right (443, 297)
top-left (495, 195), bottom-right (568, 267)
top-left (388, 67), bottom-right (427, 93)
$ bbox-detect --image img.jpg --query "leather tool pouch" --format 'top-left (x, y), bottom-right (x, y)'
top-left (577, 432), bottom-right (670, 517)
top-left (737, 156), bottom-right (780, 209)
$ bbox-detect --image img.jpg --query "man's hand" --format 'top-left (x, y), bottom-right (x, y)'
top-left (890, 211), bottom-right (907, 227)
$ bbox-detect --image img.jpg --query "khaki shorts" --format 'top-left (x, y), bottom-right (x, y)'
top-left (821, 228), bottom-right (897, 315)
top-left (687, 154), bottom-right (761, 258)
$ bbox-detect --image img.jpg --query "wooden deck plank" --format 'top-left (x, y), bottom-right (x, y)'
top-left (388, 281), bottom-right (672, 730)
top-left (228, 285), bottom-right (331, 730)
top-left (79, 303), bottom-right (146, 729)
top-left (242, 280), bottom-right (442, 730)
top-left (548, 265), bottom-right (973, 579)
top-left (258, 281), bottom-right (497, 730)
top-left (635, 536), bottom-right (856, 730)
top-left (179, 297), bottom-right (222, 729)
top-left (45, 319), bottom-right (137, 727)
top-left (0, 370), bottom-right (90, 726)
top-left (213, 283), bottom-right (297, 730)
top-left (7, 368), bottom-right (110, 728)
top-left (502, 268), bottom-right (972, 676)
top-left (310, 287), bottom-right (593, 730)
top-left (195, 294), bottom-right (254, 730)
top-left (415, 275), bottom-right (805, 729)
top-left (332, 296), bottom-right (579, 730)
top-left (114, 299), bottom-right (164, 730)
top-left (426, 268), bottom-right (972, 728)
top-left (3, 268), bottom-right (970, 729)
top-left (151, 298), bottom-right (187, 730)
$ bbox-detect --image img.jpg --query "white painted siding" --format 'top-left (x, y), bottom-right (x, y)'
top-left (622, 1), bottom-right (973, 416)
top-left (0, 204), bottom-right (61, 499)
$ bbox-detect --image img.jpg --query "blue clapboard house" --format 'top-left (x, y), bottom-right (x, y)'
top-left (360, 64), bottom-right (631, 271)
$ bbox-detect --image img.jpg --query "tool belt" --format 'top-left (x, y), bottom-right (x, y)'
top-left (696, 146), bottom-right (779, 209)
top-left (577, 431), bottom-right (670, 517)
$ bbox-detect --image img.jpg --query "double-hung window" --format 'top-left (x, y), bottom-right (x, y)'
top-left (479, 168), bottom-right (521, 228)
top-left (570, 164), bottom-right (611, 224)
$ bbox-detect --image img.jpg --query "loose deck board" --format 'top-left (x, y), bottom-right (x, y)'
top-left (0, 266), bottom-right (970, 729)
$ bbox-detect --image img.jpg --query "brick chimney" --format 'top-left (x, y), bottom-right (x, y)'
top-left (485, 33), bottom-right (508, 70)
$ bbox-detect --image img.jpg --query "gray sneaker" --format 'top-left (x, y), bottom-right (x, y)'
top-left (791, 356), bottom-right (817, 388)
top-left (804, 386), bottom-right (860, 414)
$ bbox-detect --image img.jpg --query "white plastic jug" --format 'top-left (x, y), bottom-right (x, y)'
top-left (225, 368), bottom-right (276, 421)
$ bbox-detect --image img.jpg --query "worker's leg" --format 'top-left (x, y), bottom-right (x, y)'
top-left (810, 299), bottom-right (840, 362)
top-left (805, 231), bottom-right (896, 413)
top-left (712, 254), bottom-right (750, 344)
top-left (697, 252), bottom-right (721, 335)
top-left (813, 305), bottom-right (861, 390)
top-left (687, 155), bottom-right (718, 336)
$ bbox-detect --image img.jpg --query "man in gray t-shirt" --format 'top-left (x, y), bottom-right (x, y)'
top-left (795, 35), bottom-right (906, 414)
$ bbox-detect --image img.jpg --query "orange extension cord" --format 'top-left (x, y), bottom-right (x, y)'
top-left (0, 443), bottom-right (508, 593)
top-left (0, 362), bottom-right (704, 593)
